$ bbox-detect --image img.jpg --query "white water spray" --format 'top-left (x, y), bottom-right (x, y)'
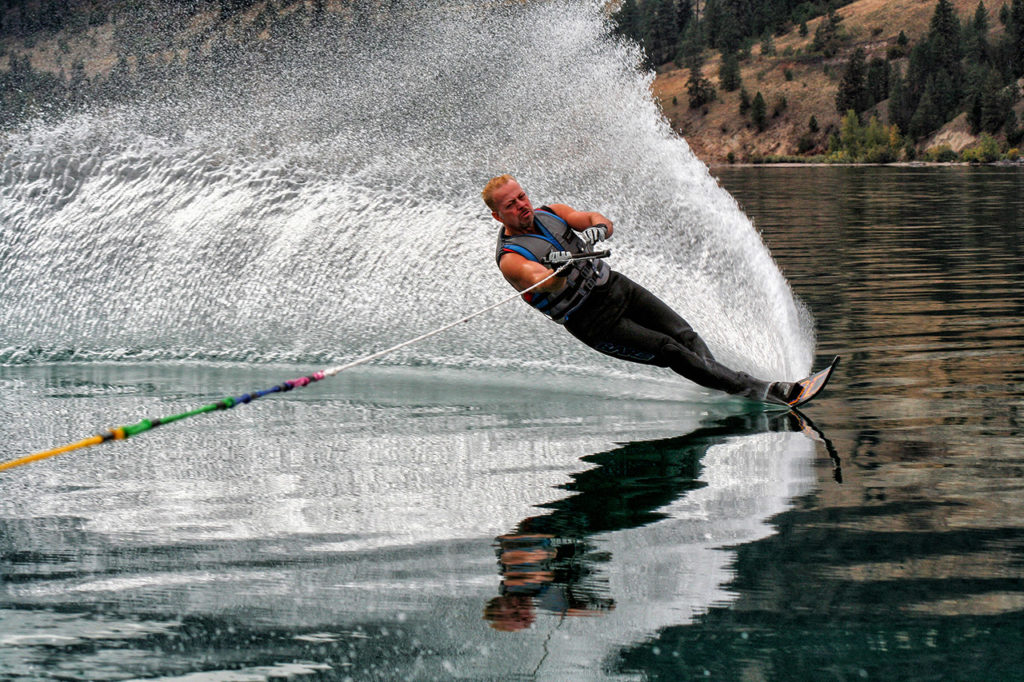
top-left (0, 1), bottom-right (814, 379)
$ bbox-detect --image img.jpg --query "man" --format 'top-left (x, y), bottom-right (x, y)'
top-left (483, 174), bottom-right (801, 405)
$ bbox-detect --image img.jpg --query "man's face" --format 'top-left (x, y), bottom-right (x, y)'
top-left (491, 180), bottom-right (534, 231)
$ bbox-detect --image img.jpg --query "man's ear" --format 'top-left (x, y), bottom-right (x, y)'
top-left (491, 211), bottom-right (500, 222)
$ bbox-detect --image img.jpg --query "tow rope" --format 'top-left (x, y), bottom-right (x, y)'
top-left (1, 252), bottom-right (607, 472)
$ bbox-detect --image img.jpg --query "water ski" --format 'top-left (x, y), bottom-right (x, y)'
top-left (767, 356), bottom-right (839, 409)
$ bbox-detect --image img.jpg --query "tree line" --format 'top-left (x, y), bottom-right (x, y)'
top-left (612, 0), bottom-right (1023, 158)
top-left (829, 0), bottom-right (1023, 160)
top-left (612, 0), bottom-right (855, 67)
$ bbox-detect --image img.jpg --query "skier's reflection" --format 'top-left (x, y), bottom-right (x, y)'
top-left (484, 409), bottom-right (838, 631)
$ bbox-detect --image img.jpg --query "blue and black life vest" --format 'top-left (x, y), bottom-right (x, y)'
top-left (495, 208), bottom-right (610, 324)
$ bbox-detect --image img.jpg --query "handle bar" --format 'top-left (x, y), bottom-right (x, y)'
top-left (545, 249), bottom-right (611, 267)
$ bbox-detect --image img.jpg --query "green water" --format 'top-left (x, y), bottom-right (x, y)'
top-left (2, 166), bottom-right (1023, 680)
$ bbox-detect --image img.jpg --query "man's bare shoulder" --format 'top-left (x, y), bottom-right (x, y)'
top-left (544, 203), bottom-right (576, 219)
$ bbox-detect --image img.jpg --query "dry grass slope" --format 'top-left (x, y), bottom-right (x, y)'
top-left (654, 0), bottom-right (1019, 164)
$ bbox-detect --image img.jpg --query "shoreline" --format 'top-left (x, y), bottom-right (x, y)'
top-left (708, 159), bottom-right (1024, 169)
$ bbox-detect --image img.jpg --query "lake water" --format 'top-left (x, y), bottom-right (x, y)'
top-left (2, 165), bottom-right (1023, 680)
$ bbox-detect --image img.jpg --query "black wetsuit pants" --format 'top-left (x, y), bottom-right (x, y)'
top-left (564, 271), bottom-right (770, 399)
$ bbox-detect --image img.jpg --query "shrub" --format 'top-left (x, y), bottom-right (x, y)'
top-left (772, 95), bottom-right (788, 117)
top-left (888, 31), bottom-right (910, 59)
top-left (827, 131), bottom-right (842, 153)
top-left (923, 145), bottom-right (959, 162)
top-left (961, 134), bottom-right (1002, 163)
top-left (756, 154), bottom-right (827, 163)
top-left (813, 10), bottom-right (844, 56)
top-left (862, 145), bottom-right (898, 163)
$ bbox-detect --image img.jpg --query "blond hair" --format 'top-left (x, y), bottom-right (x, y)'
top-left (481, 174), bottom-right (516, 211)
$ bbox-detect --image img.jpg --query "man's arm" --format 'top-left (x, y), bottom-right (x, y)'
top-left (498, 252), bottom-right (567, 293)
top-left (546, 203), bottom-right (614, 237)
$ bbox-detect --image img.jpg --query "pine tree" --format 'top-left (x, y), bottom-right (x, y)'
top-left (930, 68), bottom-right (956, 121)
top-left (905, 42), bottom-right (930, 101)
top-left (1010, 0), bottom-right (1024, 77)
top-left (965, 64), bottom-right (988, 132)
top-left (612, 0), bottom-right (643, 44)
top-left (966, 1), bottom-right (991, 64)
top-left (677, 0), bottom-right (694, 37)
top-left (687, 54), bottom-right (717, 108)
top-left (866, 57), bottom-right (891, 105)
top-left (887, 65), bottom-right (912, 133)
top-left (674, 16), bottom-right (704, 67)
top-left (928, 0), bottom-right (961, 65)
top-left (980, 70), bottom-right (1012, 132)
top-left (646, 0), bottom-right (681, 65)
top-left (927, 0), bottom-right (963, 97)
top-left (909, 80), bottom-right (941, 138)
top-left (739, 87), bottom-right (751, 114)
top-left (705, 0), bottom-right (743, 53)
top-left (719, 51), bottom-right (741, 91)
top-left (836, 47), bottom-right (871, 115)
top-left (751, 91), bottom-right (767, 131)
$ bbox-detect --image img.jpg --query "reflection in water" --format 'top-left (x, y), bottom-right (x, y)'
top-left (666, 165), bottom-right (1024, 682)
top-left (791, 408), bottom-right (842, 483)
top-left (0, 361), bottom-right (822, 679)
top-left (485, 533), bottom-right (614, 631)
top-left (485, 411), bottom-right (835, 631)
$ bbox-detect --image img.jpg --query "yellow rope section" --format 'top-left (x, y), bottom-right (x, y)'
top-left (0, 429), bottom-right (125, 472)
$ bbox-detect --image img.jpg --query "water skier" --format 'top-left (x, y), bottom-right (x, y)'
top-left (483, 174), bottom-right (822, 406)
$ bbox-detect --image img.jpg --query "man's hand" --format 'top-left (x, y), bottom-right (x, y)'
top-left (544, 250), bottom-right (574, 267)
top-left (580, 224), bottom-right (609, 245)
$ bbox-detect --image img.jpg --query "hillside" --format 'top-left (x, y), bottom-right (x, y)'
top-left (651, 0), bottom-right (1024, 164)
